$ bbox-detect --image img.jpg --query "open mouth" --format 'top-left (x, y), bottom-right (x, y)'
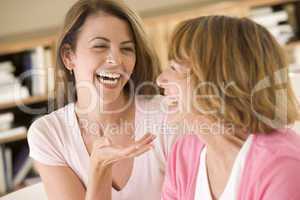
top-left (96, 71), bottom-right (121, 86)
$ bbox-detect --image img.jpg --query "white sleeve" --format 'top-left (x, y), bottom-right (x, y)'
top-left (27, 117), bottom-right (67, 166)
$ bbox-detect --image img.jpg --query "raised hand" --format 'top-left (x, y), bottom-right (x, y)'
top-left (90, 133), bottom-right (156, 168)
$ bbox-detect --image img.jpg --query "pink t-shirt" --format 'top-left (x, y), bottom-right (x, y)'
top-left (162, 129), bottom-right (300, 200)
top-left (27, 95), bottom-right (179, 200)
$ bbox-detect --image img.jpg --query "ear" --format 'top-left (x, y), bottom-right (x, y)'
top-left (61, 43), bottom-right (76, 71)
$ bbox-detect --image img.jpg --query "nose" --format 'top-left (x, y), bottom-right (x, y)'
top-left (106, 49), bottom-right (121, 66)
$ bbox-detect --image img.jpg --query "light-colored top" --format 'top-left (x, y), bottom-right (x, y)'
top-left (162, 129), bottom-right (300, 200)
top-left (27, 95), bottom-right (179, 200)
top-left (195, 135), bottom-right (253, 200)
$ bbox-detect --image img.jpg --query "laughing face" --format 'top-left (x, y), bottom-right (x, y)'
top-left (157, 60), bottom-right (197, 119)
top-left (62, 11), bottom-right (136, 108)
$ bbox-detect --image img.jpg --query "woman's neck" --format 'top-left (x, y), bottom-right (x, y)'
top-left (75, 92), bottom-right (135, 127)
top-left (201, 129), bottom-right (249, 199)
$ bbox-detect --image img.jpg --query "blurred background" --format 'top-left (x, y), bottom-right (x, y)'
top-left (0, 0), bottom-right (299, 197)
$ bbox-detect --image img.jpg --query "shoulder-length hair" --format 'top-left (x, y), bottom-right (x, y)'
top-left (169, 15), bottom-right (299, 134)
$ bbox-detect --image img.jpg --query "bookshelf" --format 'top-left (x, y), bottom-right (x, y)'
top-left (0, 27), bottom-right (57, 195)
top-left (0, 0), bottom-right (299, 196)
top-left (144, 0), bottom-right (300, 68)
top-left (0, 28), bottom-right (58, 55)
top-left (0, 128), bottom-right (27, 144)
top-left (0, 95), bottom-right (49, 111)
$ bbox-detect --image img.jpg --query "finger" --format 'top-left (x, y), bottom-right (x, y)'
top-left (134, 133), bottom-right (156, 148)
top-left (103, 143), bottom-right (154, 166)
top-left (93, 137), bottom-right (112, 149)
top-left (126, 144), bottom-right (154, 158)
top-left (119, 140), bottom-right (154, 158)
top-left (135, 133), bottom-right (152, 142)
top-left (105, 155), bottom-right (128, 166)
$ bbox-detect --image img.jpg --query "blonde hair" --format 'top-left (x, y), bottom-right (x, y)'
top-left (169, 15), bottom-right (299, 134)
top-left (54, 0), bottom-right (161, 108)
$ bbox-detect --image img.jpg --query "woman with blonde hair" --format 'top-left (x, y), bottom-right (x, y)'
top-left (158, 16), bottom-right (300, 199)
top-left (27, 0), bottom-right (178, 199)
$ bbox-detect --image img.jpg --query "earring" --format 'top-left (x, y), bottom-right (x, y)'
top-left (69, 69), bottom-right (73, 75)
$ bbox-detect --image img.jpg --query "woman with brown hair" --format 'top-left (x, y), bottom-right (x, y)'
top-left (158, 16), bottom-right (300, 199)
top-left (27, 0), bottom-right (178, 199)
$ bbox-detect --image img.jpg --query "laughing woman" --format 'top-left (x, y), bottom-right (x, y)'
top-left (158, 16), bottom-right (300, 200)
top-left (27, 0), bottom-right (178, 200)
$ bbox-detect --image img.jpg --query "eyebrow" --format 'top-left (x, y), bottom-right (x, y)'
top-left (88, 37), bottom-right (134, 45)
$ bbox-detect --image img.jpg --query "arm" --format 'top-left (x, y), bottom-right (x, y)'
top-left (34, 133), bottom-right (156, 200)
top-left (34, 162), bottom-right (86, 200)
top-left (35, 162), bottom-right (113, 200)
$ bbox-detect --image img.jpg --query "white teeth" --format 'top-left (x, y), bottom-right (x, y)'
top-left (97, 71), bottom-right (121, 79)
top-left (98, 76), bottom-right (118, 85)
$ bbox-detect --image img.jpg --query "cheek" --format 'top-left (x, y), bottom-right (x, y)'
top-left (75, 51), bottom-right (104, 74)
top-left (123, 55), bottom-right (136, 74)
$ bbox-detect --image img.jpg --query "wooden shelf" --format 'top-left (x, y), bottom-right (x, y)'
top-left (0, 95), bottom-right (49, 110)
top-left (0, 27), bottom-right (59, 56)
top-left (0, 130), bottom-right (27, 144)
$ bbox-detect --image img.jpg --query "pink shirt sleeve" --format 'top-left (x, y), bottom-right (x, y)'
top-left (259, 157), bottom-right (300, 200)
top-left (161, 135), bottom-right (203, 200)
top-left (161, 140), bottom-right (180, 200)
top-left (27, 117), bottom-right (67, 166)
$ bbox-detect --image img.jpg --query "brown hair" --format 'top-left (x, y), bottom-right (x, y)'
top-left (54, 0), bottom-right (161, 108)
top-left (169, 15), bottom-right (299, 134)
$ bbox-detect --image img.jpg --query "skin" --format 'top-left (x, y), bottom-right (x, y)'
top-left (157, 60), bottom-right (247, 200)
top-left (34, 11), bottom-right (156, 200)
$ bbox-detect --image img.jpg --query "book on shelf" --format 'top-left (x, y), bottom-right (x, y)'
top-left (29, 46), bottom-right (54, 96)
top-left (0, 45), bottom-right (54, 101)
top-left (249, 6), bottom-right (296, 45)
top-left (45, 48), bottom-right (55, 96)
top-left (0, 62), bottom-right (15, 74)
top-left (0, 61), bottom-right (30, 104)
top-left (31, 46), bottom-right (47, 96)
top-left (0, 141), bottom-right (36, 194)
top-left (250, 10), bottom-right (289, 27)
top-left (0, 147), bottom-right (7, 195)
top-left (12, 144), bottom-right (33, 187)
top-left (0, 113), bottom-right (14, 132)
top-left (4, 148), bottom-right (12, 191)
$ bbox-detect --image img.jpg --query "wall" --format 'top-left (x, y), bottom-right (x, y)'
top-left (0, 0), bottom-right (216, 37)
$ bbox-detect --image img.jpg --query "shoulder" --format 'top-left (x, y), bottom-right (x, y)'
top-left (248, 129), bottom-right (300, 197)
top-left (162, 134), bottom-right (204, 198)
top-left (169, 134), bottom-right (204, 168)
top-left (27, 103), bottom-right (75, 150)
top-left (253, 128), bottom-right (300, 159)
top-left (27, 104), bottom-right (75, 166)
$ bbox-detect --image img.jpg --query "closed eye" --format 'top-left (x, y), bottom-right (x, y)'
top-left (94, 45), bottom-right (108, 49)
top-left (121, 47), bottom-right (135, 52)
